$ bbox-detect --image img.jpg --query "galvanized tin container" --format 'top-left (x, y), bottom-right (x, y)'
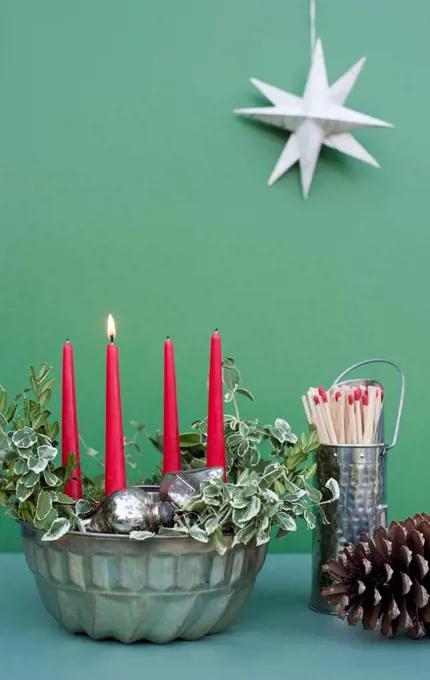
top-left (20, 515), bottom-right (267, 644)
top-left (309, 359), bottom-right (404, 614)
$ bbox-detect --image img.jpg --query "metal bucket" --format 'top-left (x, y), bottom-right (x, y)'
top-left (309, 359), bottom-right (405, 614)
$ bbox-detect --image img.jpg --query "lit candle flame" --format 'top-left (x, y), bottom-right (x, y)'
top-left (107, 314), bottom-right (116, 342)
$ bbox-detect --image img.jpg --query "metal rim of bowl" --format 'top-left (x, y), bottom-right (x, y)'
top-left (16, 518), bottom-right (235, 542)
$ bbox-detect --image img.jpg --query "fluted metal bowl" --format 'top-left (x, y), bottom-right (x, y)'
top-left (20, 518), bottom-right (267, 644)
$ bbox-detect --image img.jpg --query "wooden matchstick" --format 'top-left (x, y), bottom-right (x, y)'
top-left (373, 388), bottom-right (382, 441)
top-left (330, 389), bottom-right (340, 441)
top-left (336, 390), bottom-right (345, 444)
top-left (319, 387), bottom-right (337, 444)
top-left (354, 387), bottom-right (363, 444)
top-left (313, 395), bottom-right (330, 443)
top-left (302, 394), bottom-right (312, 426)
top-left (363, 385), bottom-right (376, 444)
top-left (347, 392), bottom-right (358, 444)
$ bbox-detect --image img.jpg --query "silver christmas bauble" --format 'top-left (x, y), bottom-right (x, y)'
top-left (87, 487), bottom-right (173, 535)
top-left (160, 466), bottom-right (224, 505)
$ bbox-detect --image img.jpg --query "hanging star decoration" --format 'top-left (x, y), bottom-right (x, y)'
top-left (234, 40), bottom-right (392, 198)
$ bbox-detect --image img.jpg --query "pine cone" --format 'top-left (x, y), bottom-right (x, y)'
top-left (321, 513), bottom-right (430, 638)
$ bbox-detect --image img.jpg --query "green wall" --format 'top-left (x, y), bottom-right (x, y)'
top-left (1, 0), bottom-right (429, 552)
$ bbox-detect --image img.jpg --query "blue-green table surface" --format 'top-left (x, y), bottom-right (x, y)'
top-left (1, 554), bottom-right (427, 677)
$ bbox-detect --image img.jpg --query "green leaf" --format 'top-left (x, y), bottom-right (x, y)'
top-left (4, 448), bottom-right (19, 463)
top-left (36, 507), bottom-right (58, 530)
top-left (29, 374), bottom-right (38, 395)
top-left (274, 419), bottom-right (298, 444)
top-left (38, 363), bottom-right (51, 380)
top-left (325, 478), bottom-right (340, 501)
top-left (49, 422), bottom-right (60, 441)
top-left (36, 490), bottom-right (52, 521)
top-left (256, 513), bottom-right (270, 533)
top-left (28, 456), bottom-right (48, 474)
top-left (38, 445), bottom-right (57, 461)
top-left (242, 483), bottom-right (258, 498)
top-left (302, 462), bottom-right (317, 480)
top-left (41, 518), bottom-right (70, 541)
top-left (43, 468), bottom-right (59, 487)
top-left (274, 480), bottom-right (285, 496)
top-left (262, 463), bottom-right (284, 484)
top-left (284, 451), bottom-right (309, 472)
top-left (233, 496), bottom-right (261, 525)
top-left (280, 492), bottom-right (300, 503)
top-left (53, 492), bottom-right (75, 504)
top-left (179, 432), bottom-right (202, 448)
top-left (237, 439), bottom-right (249, 458)
top-left (256, 529), bottom-right (270, 546)
top-left (189, 525), bottom-right (209, 543)
top-left (223, 365), bottom-right (240, 391)
top-left (246, 430), bottom-right (261, 444)
top-left (304, 509), bottom-right (316, 529)
top-left (21, 470), bottom-right (40, 488)
top-left (237, 468), bottom-right (250, 485)
top-left (211, 529), bottom-right (229, 555)
top-left (75, 499), bottom-right (92, 517)
top-left (243, 446), bottom-right (260, 468)
top-left (232, 523), bottom-right (255, 547)
top-left (222, 357), bottom-right (235, 368)
top-left (236, 387), bottom-right (255, 402)
top-left (12, 428), bottom-right (37, 449)
top-left (40, 377), bottom-right (55, 393)
top-left (275, 512), bottom-right (297, 532)
top-left (16, 481), bottom-right (34, 502)
top-left (31, 412), bottom-right (47, 430)
top-left (157, 527), bottom-right (189, 536)
top-left (130, 530), bottom-right (155, 541)
top-left (202, 483), bottom-right (222, 499)
top-left (205, 516), bottom-right (220, 536)
top-left (14, 459), bottom-right (28, 475)
top-left (39, 389), bottom-right (52, 408)
top-left (5, 402), bottom-right (17, 423)
top-left (0, 389), bottom-right (7, 414)
top-left (230, 496), bottom-right (249, 509)
top-left (226, 432), bottom-right (244, 447)
top-left (301, 478), bottom-right (322, 503)
top-left (224, 392), bottom-right (234, 403)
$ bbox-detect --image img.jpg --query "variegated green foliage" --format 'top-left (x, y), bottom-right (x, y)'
top-left (141, 357), bottom-right (321, 485)
top-left (0, 364), bottom-right (87, 540)
top-left (169, 464), bottom-right (339, 555)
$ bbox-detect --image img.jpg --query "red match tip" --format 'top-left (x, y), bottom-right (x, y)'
top-left (348, 394), bottom-right (354, 406)
top-left (322, 393), bottom-right (328, 403)
top-left (313, 395), bottom-right (320, 405)
top-left (335, 391), bottom-right (341, 401)
top-left (354, 387), bottom-right (362, 401)
top-left (318, 386), bottom-right (325, 398)
top-left (362, 393), bottom-right (369, 406)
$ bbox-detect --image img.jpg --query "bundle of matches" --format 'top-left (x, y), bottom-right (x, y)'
top-left (302, 384), bottom-right (384, 445)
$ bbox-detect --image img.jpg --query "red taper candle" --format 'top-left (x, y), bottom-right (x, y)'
top-left (206, 330), bottom-right (226, 480)
top-left (105, 314), bottom-right (126, 497)
top-left (163, 337), bottom-right (181, 475)
top-left (62, 340), bottom-right (82, 499)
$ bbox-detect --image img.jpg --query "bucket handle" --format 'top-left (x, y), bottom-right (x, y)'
top-left (331, 359), bottom-right (405, 451)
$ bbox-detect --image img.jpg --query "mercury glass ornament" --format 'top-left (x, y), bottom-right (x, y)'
top-left (87, 487), bottom-right (174, 534)
top-left (160, 466), bottom-right (224, 506)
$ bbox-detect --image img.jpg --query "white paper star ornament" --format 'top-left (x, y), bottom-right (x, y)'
top-left (234, 40), bottom-right (393, 198)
